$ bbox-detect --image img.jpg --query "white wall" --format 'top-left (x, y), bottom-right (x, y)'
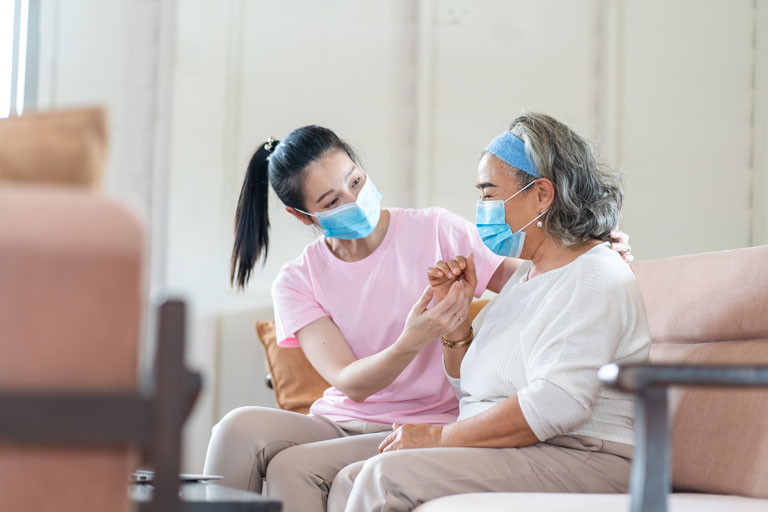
top-left (618, 0), bottom-right (755, 259)
top-left (755, 0), bottom-right (768, 246)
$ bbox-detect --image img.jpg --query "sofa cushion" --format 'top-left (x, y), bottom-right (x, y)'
top-left (0, 108), bottom-right (107, 187)
top-left (650, 340), bottom-right (768, 499)
top-left (255, 320), bottom-right (330, 414)
top-left (633, 246), bottom-right (768, 344)
top-left (413, 492), bottom-right (768, 512)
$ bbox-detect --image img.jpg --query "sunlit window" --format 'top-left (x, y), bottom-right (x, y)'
top-left (1, 0), bottom-right (29, 119)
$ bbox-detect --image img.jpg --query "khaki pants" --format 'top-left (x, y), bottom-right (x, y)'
top-left (327, 435), bottom-right (633, 512)
top-left (202, 406), bottom-right (391, 512)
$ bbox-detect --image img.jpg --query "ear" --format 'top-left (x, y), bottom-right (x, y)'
top-left (286, 206), bottom-right (314, 226)
top-left (533, 178), bottom-right (555, 211)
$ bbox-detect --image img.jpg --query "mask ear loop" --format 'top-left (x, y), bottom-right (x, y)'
top-left (502, 179), bottom-right (537, 203)
top-left (515, 207), bottom-right (550, 234)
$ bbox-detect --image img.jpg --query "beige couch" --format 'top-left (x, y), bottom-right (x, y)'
top-left (416, 246), bottom-right (768, 511)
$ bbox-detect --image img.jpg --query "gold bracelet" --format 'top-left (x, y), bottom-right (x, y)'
top-left (441, 326), bottom-right (474, 348)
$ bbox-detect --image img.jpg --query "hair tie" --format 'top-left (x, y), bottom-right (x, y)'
top-left (264, 137), bottom-right (277, 161)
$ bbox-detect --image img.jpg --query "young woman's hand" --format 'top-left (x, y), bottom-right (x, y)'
top-left (609, 229), bottom-right (633, 264)
top-left (427, 254), bottom-right (478, 303)
top-left (398, 281), bottom-right (470, 354)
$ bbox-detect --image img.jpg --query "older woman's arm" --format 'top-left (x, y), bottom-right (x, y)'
top-left (378, 395), bottom-right (539, 452)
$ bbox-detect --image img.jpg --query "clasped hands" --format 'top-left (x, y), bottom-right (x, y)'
top-left (381, 254), bottom-right (477, 453)
top-left (400, 253), bottom-right (477, 354)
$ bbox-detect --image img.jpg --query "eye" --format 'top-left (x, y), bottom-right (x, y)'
top-left (325, 198), bottom-right (339, 209)
top-left (352, 176), bottom-right (361, 186)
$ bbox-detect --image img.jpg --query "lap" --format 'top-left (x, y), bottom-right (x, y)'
top-left (211, 406), bottom-right (346, 445)
top-left (270, 430), bottom-right (391, 475)
top-left (355, 435), bottom-right (631, 495)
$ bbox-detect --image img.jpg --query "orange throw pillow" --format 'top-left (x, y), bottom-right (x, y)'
top-left (0, 108), bottom-right (107, 187)
top-left (468, 299), bottom-right (490, 323)
top-left (255, 321), bottom-right (330, 414)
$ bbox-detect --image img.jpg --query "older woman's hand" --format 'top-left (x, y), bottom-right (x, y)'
top-left (378, 423), bottom-right (443, 452)
top-left (609, 229), bottom-right (633, 264)
top-left (427, 253), bottom-right (478, 303)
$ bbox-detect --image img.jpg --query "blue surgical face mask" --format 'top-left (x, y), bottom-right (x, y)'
top-left (476, 180), bottom-right (547, 258)
top-left (297, 176), bottom-right (383, 240)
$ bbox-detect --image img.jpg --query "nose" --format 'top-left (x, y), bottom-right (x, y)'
top-left (339, 187), bottom-right (357, 204)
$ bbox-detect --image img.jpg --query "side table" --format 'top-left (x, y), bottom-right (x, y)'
top-left (132, 481), bottom-right (282, 511)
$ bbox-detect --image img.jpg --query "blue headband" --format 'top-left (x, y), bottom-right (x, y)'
top-left (484, 131), bottom-right (540, 178)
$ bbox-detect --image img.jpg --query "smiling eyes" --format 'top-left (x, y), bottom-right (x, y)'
top-left (325, 176), bottom-right (363, 209)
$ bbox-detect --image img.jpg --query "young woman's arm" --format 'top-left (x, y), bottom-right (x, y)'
top-left (297, 282), bottom-right (469, 403)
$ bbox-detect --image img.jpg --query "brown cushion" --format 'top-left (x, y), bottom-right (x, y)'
top-left (0, 108), bottom-right (107, 187)
top-left (255, 321), bottom-right (330, 414)
top-left (651, 340), bottom-right (768, 499)
top-left (469, 299), bottom-right (489, 323)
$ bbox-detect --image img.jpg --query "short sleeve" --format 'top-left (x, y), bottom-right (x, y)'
top-left (272, 265), bottom-right (329, 348)
top-left (435, 208), bottom-right (505, 297)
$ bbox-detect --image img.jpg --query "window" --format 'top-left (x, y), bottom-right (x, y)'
top-left (1, 0), bottom-right (30, 118)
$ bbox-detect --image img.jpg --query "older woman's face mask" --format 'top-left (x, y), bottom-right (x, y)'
top-left (475, 131), bottom-right (548, 258)
top-left (476, 181), bottom-right (546, 258)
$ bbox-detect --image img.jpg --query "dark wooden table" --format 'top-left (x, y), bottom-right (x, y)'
top-left (132, 481), bottom-right (282, 511)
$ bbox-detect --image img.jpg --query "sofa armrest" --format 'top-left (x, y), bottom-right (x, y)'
top-left (598, 363), bottom-right (768, 392)
top-left (598, 363), bottom-right (768, 512)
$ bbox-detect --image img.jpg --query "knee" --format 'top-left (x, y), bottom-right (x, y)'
top-left (210, 406), bottom-right (261, 444)
top-left (327, 461), bottom-right (366, 512)
top-left (345, 452), bottom-right (416, 510)
top-left (334, 460), bottom-right (363, 489)
top-left (355, 451), bottom-right (406, 489)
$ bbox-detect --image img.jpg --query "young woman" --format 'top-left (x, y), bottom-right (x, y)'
top-left (203, 125), bottom-right (630, 512)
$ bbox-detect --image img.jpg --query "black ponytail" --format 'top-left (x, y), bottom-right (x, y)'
top-left (231, 142), bottom-right (274, 289)
top-left (230, 126), bottom-right (361, 289)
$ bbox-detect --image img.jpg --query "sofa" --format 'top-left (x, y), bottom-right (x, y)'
top-left (415, 246), bottom-right (768, 511)
top-left (255, 246), bottom-right (768, 511)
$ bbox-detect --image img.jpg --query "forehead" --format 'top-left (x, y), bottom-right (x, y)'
top-left (477, 153), bottom-right (515, 187)
top-left (303, 149), bottom-right (356, 188)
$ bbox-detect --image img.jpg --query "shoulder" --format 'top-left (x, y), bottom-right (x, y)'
top-left (570, 243), bottom-right (638, 296)
top-left (271, 239), bottom-right (326, 295)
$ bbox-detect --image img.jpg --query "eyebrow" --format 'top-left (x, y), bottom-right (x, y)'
top-left (476, 182), bottom-right (497, 190)
top-left (315, 166), bottom-right (358, 204)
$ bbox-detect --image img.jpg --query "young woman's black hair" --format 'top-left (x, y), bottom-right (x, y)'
top-left (230, 125), bottom-right (360, 289)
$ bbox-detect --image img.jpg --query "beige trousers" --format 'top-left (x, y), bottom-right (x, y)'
top-left (202, 406), bottom-right (391, 512)
top-left (327, 434), bottom-right (633, 512)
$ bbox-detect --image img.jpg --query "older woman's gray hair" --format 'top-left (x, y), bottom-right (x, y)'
top-left (502, 112), bottom-right (623, 246)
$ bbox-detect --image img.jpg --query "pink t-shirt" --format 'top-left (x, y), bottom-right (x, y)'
top-left (272, 207), bottom-right (504, 425)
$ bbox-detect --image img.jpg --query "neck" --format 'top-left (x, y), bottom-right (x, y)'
top-left (325, 209), bottom-right (391, 262)
top-left (527, 235), bottom-right (602, 279)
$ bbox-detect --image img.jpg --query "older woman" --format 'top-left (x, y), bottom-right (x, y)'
top-left (327, 112), bottom-right (651, 512)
